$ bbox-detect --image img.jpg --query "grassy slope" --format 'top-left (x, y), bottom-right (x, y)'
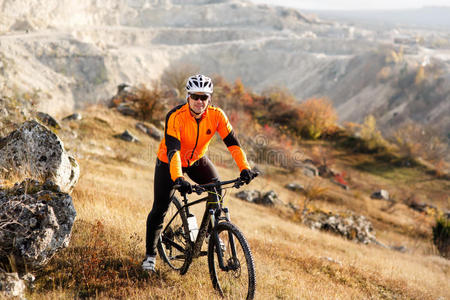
top-left (30, 105), bottom-right (449, 299)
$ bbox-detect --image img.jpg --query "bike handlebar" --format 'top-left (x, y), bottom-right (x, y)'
top-left (173, 171), bottom-right (259, 195)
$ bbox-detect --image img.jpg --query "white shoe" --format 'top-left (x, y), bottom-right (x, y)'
top-left (142, 255), bottom-right (156, 271)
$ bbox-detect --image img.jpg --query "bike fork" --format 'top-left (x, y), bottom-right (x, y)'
top-left (209, 208), bottom-right (238, 272)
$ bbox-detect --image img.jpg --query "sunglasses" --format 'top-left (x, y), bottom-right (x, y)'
top-left (189, 94), bottom-right (210, 101)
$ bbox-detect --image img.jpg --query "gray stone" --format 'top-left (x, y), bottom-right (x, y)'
top-left (236, 190), bottom-right (280, 206)
top-left (0, 121), bottom-right (80, 193)
top-left (114, 129), bottom-right (139, 143)
top-left (0, 179), bottom-right (76, 271)
top-left (302, 210), bottom-right (376, 244)
top-left (302, 163), bottom-right (318, 177)
top-left (62, 113), bottom-right (82, 121)
top-left (136, 122), bottom-right (163, 140)
top-left (371, 190), bottom-right (390, 201)
top-left (256, 190), bottom-right (278, 206)
top-left (116, 103), bottom-right (138, 117)
top-left (0, 273), bottom-right (25, 298)
top-left (37, 111), bottom-right (61, 129)
top-left (285, 183), bottom-right (305, 192)
top-left (235, 190), bottom-right (261, 203)
top-left (390, 245), bottom-right (407, 253)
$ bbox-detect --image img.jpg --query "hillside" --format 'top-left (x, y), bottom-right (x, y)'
top-left (0, 0), bottom-right (449, 136)
top-left (15, 102), bottom-right (446, 299)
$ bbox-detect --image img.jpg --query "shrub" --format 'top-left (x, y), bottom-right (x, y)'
top-left (358, 115), bottom-right (389, 152)
top-left (297, 98), bottom-right (338, 140)
top-left (133, 84), bottom-right (167, 122)
top-left (391, 122), bottom-right (449, 168)
top-left (432, 216), bottom-right (450, 258)
top-left (341, 115), bottom-right (388, 153)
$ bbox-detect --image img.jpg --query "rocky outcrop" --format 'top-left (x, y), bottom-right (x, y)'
top-left (371, 190), bottom-right (390, 201)
top-left (62, 113), bottom-right (82, 121)
top-left (302, 210), bottom-right (376, 244)
top-left (36, 112), bottom-right (61, 129)
top-left (0, 179), bottom-right (76, 270)
top-left (0, 273), bottom-right (26, 298)
top-left (0, 120), bottom-right (79, 193)
top-left (285, 182), bottom-right (305, 192)
top-left (114, 129), bottom-right (140, 143)
top-left (136, 122), bottom-right (163, 141)
top-left (235, 190), bottom-right (281, 206)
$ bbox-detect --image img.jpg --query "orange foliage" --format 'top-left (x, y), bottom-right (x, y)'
top-left (297, 98), bottom-right (338, 139)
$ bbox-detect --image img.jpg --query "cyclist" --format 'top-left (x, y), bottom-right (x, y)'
top-left (142, 74), bottom-right (258, 271)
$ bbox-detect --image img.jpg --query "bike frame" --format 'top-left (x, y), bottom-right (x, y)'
top-left (162, 178), bottom-right (242, 271)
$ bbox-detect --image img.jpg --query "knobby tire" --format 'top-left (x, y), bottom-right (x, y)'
top-left (207, 222), bottom-right (256, 299)
top-left (157, 196), bottom-right (193, 274)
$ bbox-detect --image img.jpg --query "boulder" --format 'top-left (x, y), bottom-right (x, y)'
top-left (114, 129), bottom-right (140, 143)
top-left (0, 179), bottom-right (76, 270)
top-left (235, 190), bottom-right (281, 206)
top-left (371, 190), bottom-right (390, 201)
top-left (302, 210), bottom-right (376, 244)
top-left (235, 190), bottom-right (261, 203)
top-left (62, 113), bottom-right (82, 121)
top-left (116, 103), bottom-right (138, 117)
top-left (301, 163), bottom-right (318, 177)
top-left (285, 183), bottom-right (305, 192)
top-left (0, 121), bottom-right (80, 193)
top-left (136, 122), bottom-right (163, 140)
top-left (256, 190), bottom-right (278, 206)
top-left (36, 112), bottom-right (61, 129)
top-left (0, 273), bottom-right (25, 298)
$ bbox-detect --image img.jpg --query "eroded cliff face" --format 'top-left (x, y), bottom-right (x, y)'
top-left (0, 0), bottom-right (448, 134)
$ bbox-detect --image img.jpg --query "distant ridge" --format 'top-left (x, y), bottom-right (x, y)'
top-left (306, 6), bottom-right (450, 30)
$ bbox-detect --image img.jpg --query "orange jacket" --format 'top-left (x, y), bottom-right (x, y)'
top-left (157, 103), bottom-right (250, 181)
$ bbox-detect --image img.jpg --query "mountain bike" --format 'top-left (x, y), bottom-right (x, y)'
top-left (157, 177), bottom-right (256, 299)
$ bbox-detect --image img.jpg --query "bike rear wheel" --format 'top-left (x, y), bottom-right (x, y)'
top-left (208, 222), bottom-right (256, 299)
top-left (157, 196), bottom-right (192, 274)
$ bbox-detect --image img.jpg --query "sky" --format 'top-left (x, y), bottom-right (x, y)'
top-left (250, 0), bottom-right (450, 10)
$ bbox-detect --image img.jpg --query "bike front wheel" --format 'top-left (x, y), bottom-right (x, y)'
top-left (157, 196), bottom-right (192, 274)
top-left (207, 222), bottom-right (256, 299)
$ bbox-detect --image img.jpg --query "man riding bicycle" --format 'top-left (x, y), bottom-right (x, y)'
top-left (143, 74), bottom-right (258, 271)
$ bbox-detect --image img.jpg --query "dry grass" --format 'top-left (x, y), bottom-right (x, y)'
top-left (27, 106), bottom-right (449, 299)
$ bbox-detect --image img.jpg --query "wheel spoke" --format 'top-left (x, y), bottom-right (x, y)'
top-left (157, 197), bottom-right (191, 272)
top-left (208, 222), bottom-right (255, 299)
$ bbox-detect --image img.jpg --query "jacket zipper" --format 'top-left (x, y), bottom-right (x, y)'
top-left (187, 119), bottom-right (201, 167)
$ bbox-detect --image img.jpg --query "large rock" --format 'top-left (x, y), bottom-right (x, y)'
top-left (0, 179), bottom-right (76, 270)
top-left (285, 183), bottom-right (305, 192)
top-left (0, 120), bottom-right (79, 193)
top-left (257, 190), bottom-right (279, 206)
top-left (235, 190), bottom-right (261, 203)
top-left (371, 190), bottom-right (390, 201)
top-left (0, 273), bottom-right (25, 298)
top-left (114, 129), bottom-right (140, 143)
top-left (136, 122), bottom-right (163, 141)
top-left (302, 210), bottom-right (376, 244)
top-left (235, 190), bottom-right (281, 206)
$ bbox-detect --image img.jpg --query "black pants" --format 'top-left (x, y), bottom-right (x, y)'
top-left (146, 156), bottom-right (220, 256)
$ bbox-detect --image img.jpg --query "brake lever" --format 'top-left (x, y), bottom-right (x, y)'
top-left (233, 179), bottom-right (245, 188)
top-left (193, 185), bottom-right (205, 195)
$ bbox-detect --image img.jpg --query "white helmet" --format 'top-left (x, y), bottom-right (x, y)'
top-left (186, 74), bottom-right (213, 94)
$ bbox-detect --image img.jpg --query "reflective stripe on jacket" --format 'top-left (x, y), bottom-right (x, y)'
top-left (157, 103), bottom-right (250, 181)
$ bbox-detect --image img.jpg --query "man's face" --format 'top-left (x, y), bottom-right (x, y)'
top-left (188, 92), bottom-right (210, 115)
